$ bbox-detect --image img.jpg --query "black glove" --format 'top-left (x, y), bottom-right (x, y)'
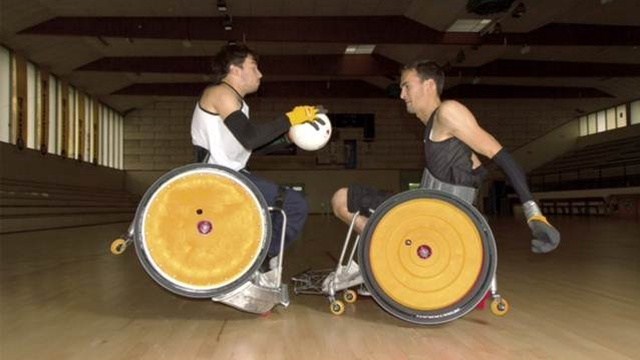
top-left (527, 215), bottom-right (560, 253)
top-left (524, 201), bottom-right (560, 254)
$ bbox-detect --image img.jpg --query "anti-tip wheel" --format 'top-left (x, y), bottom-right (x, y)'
top-left (491, 297), bottom-right (509, 316)
top-left (343, 289), bottom-right (357, 304)
top-left (330, 300), bottom-right (345, 315)
top-left (110, 238), bottom-right (127, 255)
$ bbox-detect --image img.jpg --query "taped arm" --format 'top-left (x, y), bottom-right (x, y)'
top-left (490, 137), bottom-right (560, 253)
top-left (492, 148), bottom-right (533, 204)
top-left (440, 101), bottom-right (559, 253)
top-left (225, 110), bottom-right (290, 150)
top-left (254, 134), bottom-right (293, 155)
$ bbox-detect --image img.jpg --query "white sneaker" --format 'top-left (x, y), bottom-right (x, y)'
top-left (322, 262), bottom-right (363, 293)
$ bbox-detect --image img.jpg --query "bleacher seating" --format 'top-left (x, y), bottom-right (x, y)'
top-left (0, 178), bottom-right (138, 234)
top-left (539, 197), bottom-right (608, 216)
top-left (530, 136), bottom-right (640, 192)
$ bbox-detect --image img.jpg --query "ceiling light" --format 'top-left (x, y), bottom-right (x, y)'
top-left (511, 2), bottom-right (526, 18)
top-left (344, 44), bottom-right (376, 55)
top-left (217, 0), bottom-right (227, 12)
top-left (223, 15), bottom-right (232, 31)
top-left (447, 19), bottom-right (492, 32)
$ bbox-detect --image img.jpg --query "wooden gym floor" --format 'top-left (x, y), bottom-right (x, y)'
top-left (1, 215), bottom-right (638, 359)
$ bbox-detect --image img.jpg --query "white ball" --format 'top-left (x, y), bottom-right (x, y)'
top-left (288, 113), bottom-right (332, 151)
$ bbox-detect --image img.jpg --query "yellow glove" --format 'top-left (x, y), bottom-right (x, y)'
top-left (286, 106), bottom-right (318, 126)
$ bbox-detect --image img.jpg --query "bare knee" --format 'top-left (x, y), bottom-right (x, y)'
top-left (331, 188), bottom-right (349, 219)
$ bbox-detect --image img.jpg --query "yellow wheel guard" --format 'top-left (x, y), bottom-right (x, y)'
top-left (369, 198), bottom-right (483, 310)
top-left (143, 171), bottom-right (265, 290)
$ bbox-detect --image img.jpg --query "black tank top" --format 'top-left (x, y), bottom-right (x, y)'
top-left (423, 108), bottom-right (487, 188)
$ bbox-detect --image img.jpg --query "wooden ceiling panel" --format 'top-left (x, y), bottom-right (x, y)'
top-left (3, 0), bottom-right (638, 111)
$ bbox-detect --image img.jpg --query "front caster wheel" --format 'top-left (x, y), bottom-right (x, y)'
top-left (491, 298), bottom-right (509, 316)
top-left (330, 300), bottom-right (345, 315)
top-left (343, 289), bottom-right (357, 304)
top-left (110, 238), bottom-right (128, 255)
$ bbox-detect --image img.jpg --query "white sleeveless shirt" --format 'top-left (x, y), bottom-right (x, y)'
top-left (191, 100), bottom-right (251, 170)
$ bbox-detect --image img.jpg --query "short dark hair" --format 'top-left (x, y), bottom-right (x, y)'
top-left (403, 60), bottom-right (444, 95)
top-left (210, 44), bottom-right (259, 84)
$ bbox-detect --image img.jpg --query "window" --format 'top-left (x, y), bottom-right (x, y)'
top-left (109, 109), bottom-right (115, 167)
top-left (579, 116), bottom-right (588, 136)
top-left (631, 100), bottom-right (640, 125)
top-left (117, 116), bottom-right (123, 169)
top-left (69, 86), bottom-right (76, 158)
top-left (27, 62), bottom-right (37, 149)
top-left (606, 107), bottom-right (616, 130)
top-left (2, 44), bottom-right (122, 167)
top-left (0, 46), bottom-right (10, 143)
top-left (587, 114), bottom-right (597, 135)
top-left (83, 96), bottom-right (91, 162)
top-left (578, 100), bottom-right (637, 137)
top-left (48, 75), bottom-right (57, 154)
top-left (596, 111), bottom-right (606, 133)
top-left (101, 107), bottom-right (108, 166)
top-left (617, 105), bottom-right (627, 128)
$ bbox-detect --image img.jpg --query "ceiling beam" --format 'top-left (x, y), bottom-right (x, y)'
top-left (112, 81), bottom-right (612, 98)
top-left (76, 54), bottom-right (402, 76)
top-left (112, 80), bottom-right (389, 98)
top-left (445, 84), bottom-right (613, 98)
top-left (450, 60), bottom-right (640, 77)
top-left (19, 17), bottom-right (640, 46)
top-left (78, 55), bottom-right (640, 78)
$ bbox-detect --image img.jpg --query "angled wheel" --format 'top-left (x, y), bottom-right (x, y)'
top-left (330, 300), bottom-right (345, 315)
top-left (343, 289), bottom-right (357, 304)
top-left (110, 238), bottom-right (127, 255)
top-left (133, 164), bottom-right (271, 298)
top-left (491, 298), bottom-right (509, 316)
top-left (358, 189), bottom-right (497, 325)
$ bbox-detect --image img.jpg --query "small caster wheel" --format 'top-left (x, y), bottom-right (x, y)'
top-left (329, 300), bottom-right (345, 315)
top-left (110, 238), bottom-right (127, 255)
top-left (343, 289), bottom-right (357, 304)
top-left (491, 298), bottom-right (509, 316)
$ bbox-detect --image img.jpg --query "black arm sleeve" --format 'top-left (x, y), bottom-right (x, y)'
top-left (492, 148), bottom-right (534, 203)
top-left (224, 110), bottom-right (290, 150)
top-left (254, 134), bottom-right (293, 155)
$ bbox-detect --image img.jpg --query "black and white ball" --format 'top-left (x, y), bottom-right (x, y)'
top-left (288, 113), bottom-right (332, 151)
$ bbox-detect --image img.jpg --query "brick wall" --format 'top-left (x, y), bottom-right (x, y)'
top-left (124, 97), bottom-right (609, 172)
top-left (122, 95), bottom-right (615, 211)
top-left (123, 100), bottom-right (196, 171)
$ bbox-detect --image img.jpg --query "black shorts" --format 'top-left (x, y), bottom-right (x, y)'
top-left (347, 184), bottom-right (393, 216)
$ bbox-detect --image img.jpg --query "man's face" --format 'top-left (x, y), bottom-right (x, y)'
top-left (400, 69), bottom-right (429, 114)
top-left (237, 55), bottom-right (262, 93)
